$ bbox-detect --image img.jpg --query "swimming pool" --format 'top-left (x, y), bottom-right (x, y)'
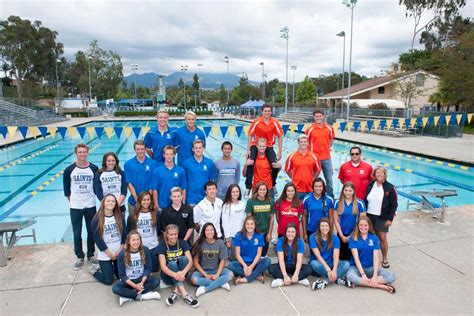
top-left (1, 119), bottom-right (473, 245)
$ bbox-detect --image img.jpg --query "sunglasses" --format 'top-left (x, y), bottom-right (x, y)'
top-left (350, 152), bottom-right (360, 156)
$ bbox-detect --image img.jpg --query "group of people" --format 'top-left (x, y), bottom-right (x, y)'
top-left (63, 107), bottom-right (398, 307)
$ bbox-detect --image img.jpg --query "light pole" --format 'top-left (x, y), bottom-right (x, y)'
top-left (259, 62), bottom-right (265, 100)
top-left (224, 56), bottom-right (230, 104)
top-left (131, 64), bottom-right (138, 106)
top-left (197, 63), bottom-right (203, 104)
top-left (291, 65), bottom-right (297, 108)
top-left (280, 26), bottom-right (289, 114)
top-left (337, 31), bottom-right (346, 118)
top-left (180, 65), bottom-right (188, 110)
top-left (55, 58), bottom-right (61, 114)
top-left (342, 0), bottom-right (357, 121)
top-left (88, 56), bottom-right (92, 102)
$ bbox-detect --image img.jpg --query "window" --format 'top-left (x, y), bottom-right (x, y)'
top-left (378, 86), bottom-right (385, 94)
top-left (416, 74), bottom-right (425, 86)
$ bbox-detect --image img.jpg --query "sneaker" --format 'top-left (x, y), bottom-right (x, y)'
top-left (141, 291), bottom-right (161, 300)
top-left (298, 278), bottom-right (310, 286)
top-left (271, 279), bottom-right (284, 288)
top-left (244, 189), bottom-right (251, 198)
top-left (221, 283), bottom-right (231, 291)
top-left (87, 256), bottom-right (99, 266)
top-left (88, 265), bottom-right (100, 275)
top-left (159, 281), bottom-right (171, 289)
top-left (312, 279), bottom-right (328, 290)
top-left (337, 277), bottom-right (354, 288)
top-left (73, 258), bottom-right (84, 270)
top-left (273, 187), bottom-right (278, 197)
top-left (166, 292), bottom-right (179, 306)
top-left (271, 238), bottom-right (277, 245)
top-left (195, 286), bottom-right (206, 297)
top-left (184, 294), bottom-right (200, 308)
top-left (119, 297), bottom-right (132, 306)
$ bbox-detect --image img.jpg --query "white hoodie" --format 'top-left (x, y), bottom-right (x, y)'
top-left (221, 200), bottom-right (246, 239)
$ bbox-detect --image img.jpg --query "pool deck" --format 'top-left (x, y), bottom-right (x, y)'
top-left (1, 205), bottom-right (473, 315)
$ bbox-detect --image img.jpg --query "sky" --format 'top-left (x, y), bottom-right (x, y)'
top-left (1, 0), bottom-right (473, 82)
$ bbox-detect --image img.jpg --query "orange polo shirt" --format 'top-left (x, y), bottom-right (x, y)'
top-left (285, 150), bottom-right (321, 193)
top-left (249, 117), bottom-right (283, 147)
top-left (253, 154), bottom-right (273, 189)
top-left (305, 123), bottom-right (335, 160)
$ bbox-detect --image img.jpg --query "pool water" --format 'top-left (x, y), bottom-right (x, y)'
top-left (1, 119), bottom-right (473, 245)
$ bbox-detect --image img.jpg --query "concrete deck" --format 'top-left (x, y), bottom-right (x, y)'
top-left (1, 205), bottom-right (473, 315)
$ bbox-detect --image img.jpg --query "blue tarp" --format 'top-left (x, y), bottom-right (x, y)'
top-left (240, 99), bottom-right (266, 109)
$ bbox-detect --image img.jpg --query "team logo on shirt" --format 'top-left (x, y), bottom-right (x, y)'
top-left (360, 170), bottom-right (365, 174)
top-left (194, 135), bottom-right (199, 140)
top-left (254, 239), bottom-right (259, 245)
top-left (166, 134), bottom-right (171, 139)
top-left (203, 165), bottom-right (208, 171)
top-left (146, 165), bottom-right (150, 171)
top-left (173, 172), bottom-right (178, 178)
top-left (368, 239), bottom-right (374, 246)
top-left (204, 249), bottom-right (219, 259)
top-left (182, 213), bottom-right (188, 218)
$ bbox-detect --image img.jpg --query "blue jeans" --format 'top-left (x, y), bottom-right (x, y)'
top-left (310, 260), bottom-right (350, 281)
top-left (320, 159), bottom-right (334, 198)
top-left (346, 266), bottom-right (396, 286)
top-left (268, 262), bottom-right (312, 280)
top-left (297, 192), bottom-right (310, 201)
top-left (227, 258), bottom-right (271, 282)
top-left (112, 275), bottom-right (160, 299)
top-left (70, 207), bottom-right (96, 259)
top-left (160, 256), bottom-right (189, 287)
top-left (94, 260), bottom-right (119, 285)
top-left (191, 268), bottom-right (234, 292)
top-left (149, 246), bottom-right (159, 273)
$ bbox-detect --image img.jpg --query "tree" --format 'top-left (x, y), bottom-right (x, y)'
top-left (398, 49), bottom-right (441, 72)
top-left (0, 15), bottom-right (63, 97)
top-left (391, 72), bottom-right (426, 108)
top-left (231, 73), bottom-right (260, 104)
top-left (218, 83), bottom-right (226, 103)
top-left (296, 76), bottom-right (317, 103)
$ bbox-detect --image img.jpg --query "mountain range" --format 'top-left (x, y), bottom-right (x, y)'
top-left (124, 72), bottom-right (259, 89)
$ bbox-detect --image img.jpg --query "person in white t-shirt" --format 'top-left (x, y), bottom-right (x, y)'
top-left (221, 184), bottom-right (246, 260)
top-left (193, 181), bottom-right (223, 238)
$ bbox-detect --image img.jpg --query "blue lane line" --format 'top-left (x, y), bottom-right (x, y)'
top-left (397, 190), bottom-right (442, 208)
top-left (0, 195), bottom-right (34, 221)
top-left (0, 139), bottom-right (61, 167)
top-left (0, 174), bottom-right (36, 177)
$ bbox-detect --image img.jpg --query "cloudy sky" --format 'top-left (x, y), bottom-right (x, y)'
top-left (2, 0), bottom-right (473, 82)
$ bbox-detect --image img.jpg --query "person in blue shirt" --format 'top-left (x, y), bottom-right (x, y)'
top-left (303, 177), bottom-right (334, 242)
top-left (309, 218), bottom-right (352, 290)
top-left (227, 216), bottom-right (271, 285)
top-left (174, 111), bottom-right (206, 166)
top-left (346, 216), bottom-right (396, 293)
top-left (151, 145), bottom-right (187, 210)
top-left (144, 109), bottom-right (175, 163)
top-left (268, 222), bottom-right (312, 288)
top-left (333, 182), bottom-right (366, 261)
top-left (182, 140), bottom-right (217, 206)
top-left (112, 230), bottom-right (161, 306)
top-left (124, 140), bottom-right (158, 214)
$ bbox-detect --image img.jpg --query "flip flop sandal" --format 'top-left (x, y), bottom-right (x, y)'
top-left (256, 274), bottom-right (265, 284)
top-left (382, 261), bottom-right (390, 268)
top-left (386, 284), bottom-right (396, 294)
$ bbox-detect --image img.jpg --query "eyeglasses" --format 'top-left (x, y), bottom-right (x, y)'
top-left (350, 152), bottom-right (360, 156)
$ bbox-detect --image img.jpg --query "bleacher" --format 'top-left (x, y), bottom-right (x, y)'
top-left (0, 99), bottom-right (67, 126)
top-left (278, 111), bottom-right (313, 124)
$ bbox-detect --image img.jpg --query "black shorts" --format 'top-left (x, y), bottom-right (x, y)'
top-left (367, 214), bottom-right (389, 233)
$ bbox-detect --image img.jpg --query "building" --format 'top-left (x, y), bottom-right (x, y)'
top-left (320, 70), bottom-right (439, 110)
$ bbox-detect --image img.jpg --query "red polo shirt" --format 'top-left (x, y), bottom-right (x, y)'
top-left (305, 123), bottom-right (335, 160)
top-left (338, 160), bottom-right (374, 199)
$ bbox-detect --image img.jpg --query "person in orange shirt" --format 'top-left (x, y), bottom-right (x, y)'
top-left (305, 109), bottom-right (335, 198)
top-left (245, 104), bottom-right (283, 196)
top-left (243, 138), bottom-right (281, 197)
top-left (285, 134), bottom-right (321, 200)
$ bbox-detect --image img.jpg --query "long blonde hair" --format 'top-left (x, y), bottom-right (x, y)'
top-left (163, 224), bottom-right (180, 252)
top-left (124, 230), bottom-right (146, 267)
top-left (337, 182), bottom-right (359, 216)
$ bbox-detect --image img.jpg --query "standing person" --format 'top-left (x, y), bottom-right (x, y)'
top-left (275, 182), bottom-right (305, 239)
top-left (305, 109), bottom-right (336, 198)
top-left (124, 140), bottom-right (158, 213)
top-left (303, 178), bottom-right (334, 242)
top-left (245, 182), bottom-right (275, 257)
top-left (285, 134), bottom-right (321, 200)
top-left (174, 111), bottom-right (206, 166)
top-left (151, 145), bottom-right (187, 210)
top-left (191, 223), bottom-right (234, 297)
top-left (90, 194), bottom-right (127, 285)
top-left (193, 181), bottom-right (223, 238)
top-left (157, 224), bottom-right (200, 308)
top-left (159, 187), bottom-right (194, 246)
top-left (144, 109), bottom-right (174, 163)
top-left (221, 184), bottom-right (246, 260)
top-left (94, 152), bottom-right (127, 214)
top-left (126, 192), bottom-right (160, 273)
top-left (227, 216), bottom-right (271, 285)
top-left (346, 217), bottom-right (396, 293)
top-left (215, 141), bottom-right (241, 199)
top-left (308, 218), bottom-right (352, 290)
top-left (245, 104), bottom-right (283, 195)
top-left (182, 140), bottom-right (217, 206)
top-left (365, 166), bottom-right (398, 269)
top-left (112, 231), bottom-right (161, 306)
top-left (242, 138), bottom-right (281, 197)
top-left (338, 146), bottom-right (374, 200)
top-left (333, 182), bottom-right (366, 261)
top-left (268, 222), bottom-right (312, 288)
top-left (63, 143), bottom-right (99, 270)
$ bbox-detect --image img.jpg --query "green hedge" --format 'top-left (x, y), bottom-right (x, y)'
top-left (114, 110), bottom-right (213, 117)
